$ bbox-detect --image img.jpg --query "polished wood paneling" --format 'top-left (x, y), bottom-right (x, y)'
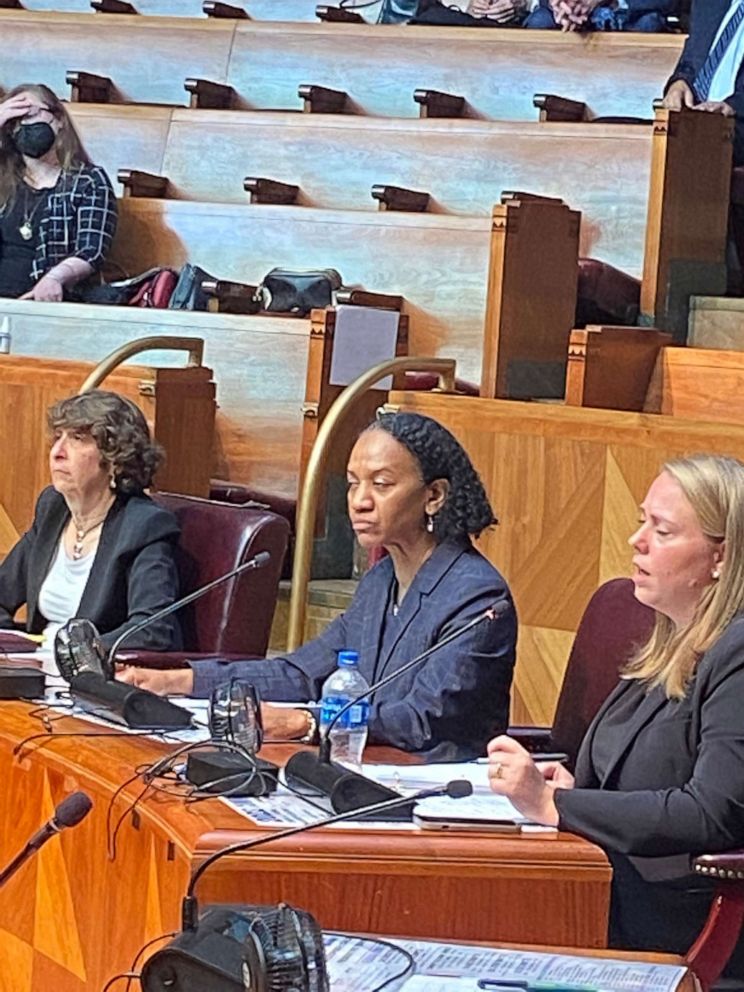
top-left (0, 9), bottom-right (682, 120)
top-left (0, 701), bottom-right (610, 992)
top-left (645, 346), bottom-right (744, 424)
top-left (391, 392), bottom-right (744, 724)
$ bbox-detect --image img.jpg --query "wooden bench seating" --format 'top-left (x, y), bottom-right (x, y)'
top-left (108, 195), bottom-right (580, 396)
top-left (644, 346), bottom-right (744, 424)
top-left (70, 105), bottom-right (725, 291)
top-left (5, 0), bottom-right (325, 18)
top-left (0, 9), bottom-right (683, 120)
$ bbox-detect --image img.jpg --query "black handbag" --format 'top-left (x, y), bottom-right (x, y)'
top-left (168, 263), bottom-right (218, 311)
top-left (254, 268), bottom-right (343, 316)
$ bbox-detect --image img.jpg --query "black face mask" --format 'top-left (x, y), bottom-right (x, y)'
top-left (12, 121), bottom-right (56, 159)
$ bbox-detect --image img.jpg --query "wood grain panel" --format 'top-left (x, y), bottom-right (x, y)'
top-left (0, 702), bottom-right (610, 992)
top-left (645, 346), bottom-right (744, 424)
top-left (391, 392), bottom-right (744, 724)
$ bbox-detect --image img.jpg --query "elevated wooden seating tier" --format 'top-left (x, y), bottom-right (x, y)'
top-left (644, 346), bottom-right (744, 423)
top-left (0, 355), bottom-right (215, 558)
top-left (389, 391), bottom-right (744, 724)
top-left (0, 9), bottom-right (683, 119)
top-left (566, 325), bottom-right (672, 410)
top-left (0, 699), bottom-right (610, 992)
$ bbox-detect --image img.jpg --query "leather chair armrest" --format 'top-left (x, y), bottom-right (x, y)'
top-left (694, 851), bottom-right (744, 879)
top-left (115, 651), bottom-right (260, 669)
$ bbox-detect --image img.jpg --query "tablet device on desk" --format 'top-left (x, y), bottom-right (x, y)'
top-left (412, 810), bottom-right (521, 833)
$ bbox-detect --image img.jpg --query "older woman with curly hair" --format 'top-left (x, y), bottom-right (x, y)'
top-left (122, 411), bottom-right (516, 759)
top-left (0, 390), bottom-right (181, 656)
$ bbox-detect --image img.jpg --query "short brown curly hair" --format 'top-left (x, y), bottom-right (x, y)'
top-left (47, 390), bottom-right (163, 494)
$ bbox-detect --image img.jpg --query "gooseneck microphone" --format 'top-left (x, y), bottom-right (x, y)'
top-left (106, 550), bottom-right (272, 668)
top-left (0, 791), bottom-right (93, 889)
top-left (182, 779), bottom-right (472, 931)
top-left (284, 600), bottom-right (510, 813)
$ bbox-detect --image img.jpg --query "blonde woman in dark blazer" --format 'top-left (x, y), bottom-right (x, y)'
top-left (488, 454), bottom-right (744, 979)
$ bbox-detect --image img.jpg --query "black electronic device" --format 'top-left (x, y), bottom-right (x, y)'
top-left (185, 750), bottom-right (279, 796)
top-left (0, 666), bottom-right (45, 700)
top-left (141, 780), bottom-right (471, 991)
top-left (284, 601), bottom-right (510, 815)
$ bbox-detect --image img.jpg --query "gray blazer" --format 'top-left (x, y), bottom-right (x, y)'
top-left (0, 486), bottom-right (181, 650)
top-left (191, 538), bottom-right (517, 759)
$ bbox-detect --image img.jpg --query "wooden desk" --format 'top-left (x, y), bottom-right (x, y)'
top-left (0, 701), bottom-right (609, 992)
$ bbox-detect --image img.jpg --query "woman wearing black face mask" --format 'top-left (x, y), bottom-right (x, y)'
top-left (0, 83), bottom-right (117, 302)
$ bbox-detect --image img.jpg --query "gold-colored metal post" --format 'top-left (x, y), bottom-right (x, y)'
top-left (78, 336), bottom-right (204, 393)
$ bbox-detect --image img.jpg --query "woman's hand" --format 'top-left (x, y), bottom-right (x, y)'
top-left (20, 273), bottom-right (64, 302)
top-left (261, 703), bottom-right (313, 741)
top-left (0, 93), bottom-right (33, 130)
top-left (486, 735), bottom-right (575, 825)
top-left (662, 80), bottom-right (696, 112)
top-left (116, 665), bottom-right (195, 696)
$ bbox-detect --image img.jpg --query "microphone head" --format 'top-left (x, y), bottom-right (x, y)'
top-left (54, 791), bottom-right (93, 828)
top-left (444, 779), bottom-right (473, 799)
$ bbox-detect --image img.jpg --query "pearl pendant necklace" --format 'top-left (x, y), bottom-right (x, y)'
top-left (71, 518), bottom-right (105, 561)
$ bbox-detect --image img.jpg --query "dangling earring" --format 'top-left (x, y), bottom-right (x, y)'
top-left (712, 566), bottom-right (721, 580)
top-left (109, 474), bottom-right (117, 491)
top-left (425, 513), bottom-right (434, 534)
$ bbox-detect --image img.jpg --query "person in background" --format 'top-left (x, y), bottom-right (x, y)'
top-left (663, 0), bottom-right (744, 164)
top-left (0, 83), bottom-right (117, 301)
top-left (0, 391), bottom-right (181, 659)
top-left (487, 454), bottom-right (744, 980)
top-left (120, 412), bottom-right (517, 761)
top-left (522, 0), bottom-right (674, 31)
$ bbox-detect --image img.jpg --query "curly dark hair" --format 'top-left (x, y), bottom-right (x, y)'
top-left (369, 412), bottom-right (497, 541)
top-left (47, 390), bottom-right (163, 495)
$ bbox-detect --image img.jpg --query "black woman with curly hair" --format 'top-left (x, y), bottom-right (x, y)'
top-left (0, 390), bottom-right (181, 665)
top-left (121, 412), bottom-right (516, 760)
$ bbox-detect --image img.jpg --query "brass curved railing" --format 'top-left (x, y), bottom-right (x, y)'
top-left (287, 356), bottom-right (457, 651)
top-left (78, 336), bottom-right (204, 393)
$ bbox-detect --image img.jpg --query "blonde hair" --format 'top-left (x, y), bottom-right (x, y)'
top-left (0, 83), bottom-right (90, 210)
top-left (624, 454), bottom-right (744, 698)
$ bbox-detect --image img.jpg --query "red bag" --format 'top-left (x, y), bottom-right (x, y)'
top-left (128, 268), bottom-right (179, 308)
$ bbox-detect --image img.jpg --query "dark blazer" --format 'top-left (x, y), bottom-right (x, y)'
top-left (191, 538), bottom-right (517, 759)
top-left (0, 486), bottom-right (182, 651)
top-left (555, 617), bottom-right (744, 973)
top-left (667, 0), bottom-right (744, 162)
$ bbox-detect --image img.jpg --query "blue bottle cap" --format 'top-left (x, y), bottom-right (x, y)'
top-left (338, 650), bottom-right (359, 667)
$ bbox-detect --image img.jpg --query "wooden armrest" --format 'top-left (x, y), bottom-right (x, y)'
top-left (202, 279), bottom-right (260, 314)
top-left (91, 0), bottom-right (138, 12)
top-left (117, 169), bottom-right (169, 199)
top-left (316, 4), bottom-right (365, 21)
top-left (66, 71), bottom-right (113, 104)
top-left (243, 177), bottom-right (300, 205)
top-left (184, 78), bottom-right (235, 110)
top-left (371, 184), bottom-right (430, 213)
top-left (115, 650), bottom-right (258, 669)
top-left (203, 0), bottom-right (249, 16)
top-left (413, 89), bottom-right (465, 119)
top-left (501, 190), bottom-right (566, 207)
top-left (694, 852), bottom-right (744, 879)
top-left (335, 289), bottom-right (403, 311)
top-left (533, 93), bottom-right (587, 123)
top-left (298, 84), bottom-right (348, 114)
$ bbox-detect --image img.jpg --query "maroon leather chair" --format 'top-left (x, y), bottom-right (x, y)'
top-left (510, 577), bottom-right (656, 769)
top-left (120, 493), bottom-right (289, 663)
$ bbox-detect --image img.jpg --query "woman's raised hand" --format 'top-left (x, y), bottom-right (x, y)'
top-left (487, 734), bottom-right (574, 825)
top-left (0, 93), bottom-right (33, 130)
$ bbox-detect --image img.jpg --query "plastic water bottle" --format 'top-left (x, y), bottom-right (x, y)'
top-left (320, 650), bottom-right (370, 771)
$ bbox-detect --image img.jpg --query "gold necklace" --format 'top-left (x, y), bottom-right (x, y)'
top-left (18, 186), bottom-right (47, 242)
top-left (71, 517), bottom-right (106, 561)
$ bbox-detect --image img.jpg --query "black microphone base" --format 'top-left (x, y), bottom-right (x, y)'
top-left (284, 750), bottom-right (414, 820)
top-left (0, 667), bottom-right (45, 700)
top-left (70, 672), bottom-right (192, 730)
top-left (185, 749), bottom-right (278, 797)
